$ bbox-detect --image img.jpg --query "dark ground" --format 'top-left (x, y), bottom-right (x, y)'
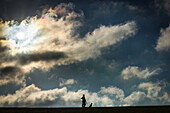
top-left (0, 106), bottom-right (170, 113)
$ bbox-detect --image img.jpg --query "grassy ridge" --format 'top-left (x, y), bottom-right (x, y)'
top-left (0, 106), bottom-right (170, 113)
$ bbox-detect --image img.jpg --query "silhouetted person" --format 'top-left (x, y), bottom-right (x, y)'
top-left (89, 103), bottom-right (93, 107)
top-left (81, 94), bottom-right (86, 107)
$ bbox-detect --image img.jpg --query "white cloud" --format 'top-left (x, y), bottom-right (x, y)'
top-left (0, 83), bottom-right (169, 106)
top-left (155, 24), bottom-right (170, 51)
top-left (121, 66), bottom-right (161, 79)
top-left (65, 21), bottom-right (137, 61)
top-left (99, 86), bottom-right (125, 100)
top-left (138, 82), bottom-right (162, 99)
top-left (124, 91), bottom-right (146, 105)
top-left (0, 84), bottom-right (67, 106)
top-left (161, 92), bottom-right (170, 103)
top-left (63, 90), bottom-right (114, 107)
top-left (124, 81), bottom-right (169, 105)
top-left (0, 84), bottom-right (125, 107)
top-left (59, 79), bottom-right (77, 87)
top-left (137, 81), bottom-right (170, 105)
top-left (0, 84), bottom-right (115, 107)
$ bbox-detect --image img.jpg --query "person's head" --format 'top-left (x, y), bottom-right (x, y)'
top-left (83, 94), bottom-right (85, 97)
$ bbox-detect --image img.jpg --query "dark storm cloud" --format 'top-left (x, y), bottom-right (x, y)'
top-left (0, 37), bottom-right (6, 40)
top-left (0, 44), bottom-right (8, 52)
top-left (17, 51), bottom-right (66, 65)
top-left (0, 43), bottom-right (66, 63)
top-left (0, 43), bottom-right (12, 64)
top-left (0, 66), bottom-right (24, 86)
top-left (0, 43), bottom-right (21, 85)
top-left (0, 50), bottom-right (66, 66)
top-left (0, 66), bottom-right (22, 78)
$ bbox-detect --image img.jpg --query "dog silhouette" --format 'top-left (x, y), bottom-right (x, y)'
top-left (89, 103), bottom-right (93, 107)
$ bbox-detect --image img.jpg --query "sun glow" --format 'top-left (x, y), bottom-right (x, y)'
top-left (5, 20), bottom-right (40, 54)
top-left (16, 32), bottom-right (25, 40)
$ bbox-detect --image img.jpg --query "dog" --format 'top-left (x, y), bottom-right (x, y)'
top-left (89, 103), bottom-right (93, 107)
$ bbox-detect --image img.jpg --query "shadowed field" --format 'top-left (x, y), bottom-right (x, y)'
top-left (0, 106), bottom-right (170, 113)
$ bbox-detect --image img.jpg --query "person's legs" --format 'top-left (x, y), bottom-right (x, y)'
top-left (82, 101), bottom-right (86, 107)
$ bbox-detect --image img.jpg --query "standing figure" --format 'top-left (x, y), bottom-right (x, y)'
top-left (81, 94), bottom-right (86, 107)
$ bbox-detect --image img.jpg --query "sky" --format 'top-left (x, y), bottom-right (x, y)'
top-left (0, 0), bottom-right (170, 107)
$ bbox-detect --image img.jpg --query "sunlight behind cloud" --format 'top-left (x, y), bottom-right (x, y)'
top-left (0, 3), bottom-right (137, 86)
top-left (5, 19), bottom-right (39, 54)
top-left (16, 31), bottom-right (25, 40)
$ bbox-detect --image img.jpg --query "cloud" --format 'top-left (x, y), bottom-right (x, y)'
top-left (161, 92), bottom-right (170, 103)
top-left (0, 66), bottom-right (24, 85)
top-left (124, 81), bottom-right (169, 106)
top-left (0, 50), bottom-right (66, 86)
top-left (138, 82), bottom-right (163, 99)
top-left (68, 21), bottom-right (136, 61)
top-left (0, 84), bottom-right (67, 106)
top-left (63, 89), bottom-right (114, 107)
top-left (0, 3), bottom-right (137, 86)
top-left (17, 52), bottom-right (66, 65)
top-left (124, 91), bottom-right (146, 105)
top-left (0, 3), bottom-right (83, 86)
top-left (59, 78), bottom-right (77, 87)
top-left (155, 24), bottom-right (170, 52)
top-left (99, 86), bottom-right (125, 101)
top-left (0, 82), bottom-right (169, 106)
top-left (121, 66), bottom-right (161, 79)
top-left (0, 84), bottom-right (115, 107)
